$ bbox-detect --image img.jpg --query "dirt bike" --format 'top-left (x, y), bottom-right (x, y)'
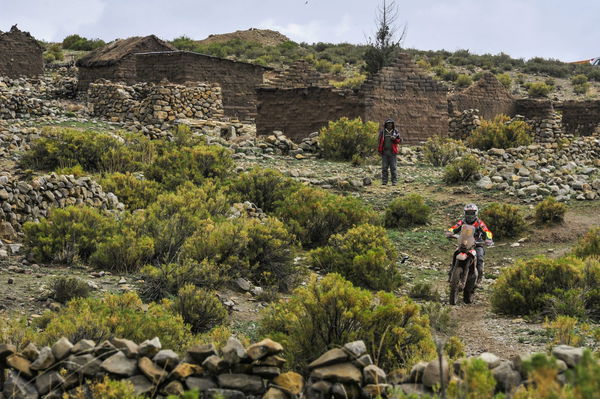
top-left (446, 225), bottom-right (492, 305)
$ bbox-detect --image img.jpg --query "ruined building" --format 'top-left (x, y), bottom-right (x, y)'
top-left (448, 72), bottom-right (516, 119)
top-left (0, 25), bottom-right (44, 78)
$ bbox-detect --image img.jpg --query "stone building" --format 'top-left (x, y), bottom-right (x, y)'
top-left (134, 51), bottom-right (269, 120)
top-left (0, 25), bottom-right (44, 78)
top-left (256, 54), bottom-right (448, 144)
top-left (76, 35), bottom-right (176, 91)
top-left (448, 73), bottom-right (515, 119)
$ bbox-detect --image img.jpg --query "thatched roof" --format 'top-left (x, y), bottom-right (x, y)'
top-left (76, 35), bottom-right (176, 68)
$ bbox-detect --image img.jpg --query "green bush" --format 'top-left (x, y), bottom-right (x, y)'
top-left (448, 358), bottom-right (496, 398)
top-left (534, 197), bottom-right (567, 225)
top-left (444, 336), bottom-right (465, 360)
top-left (480, 202), bottom-right (526, 239)
top-left (24, 206), bottom-right (117, 264)
top-left (574, 82), bottom-right (591, 95)
top-left (443, 70), bottom-right (459, 82)
top-left (46, 44), bottom-right (64, 62)
top-left (384, 194), bottom-right (431, 228)
top-left (259, 273), bottom-right (435, 370)
top-left (139, 260), bottom-right (229, 302)
top-left (455, 74), bottom-right (472, 88)
top-left (571, 74), bottom-right (589, 86)
top-left (572, 227), bottom-right (600, 258)
top-left (466, 114), bottom-right (533, 150)
top-left (526, 82), bottom-right (552, 97)
top-left (496, 73), bottom-right (512, 89)
top-left (275, 186), bottom-right (377, 248)
top-left (329, 73), bottom-right (367, 90)
top-left (443, 155), bottom-right (481, 184)
top-left (227, 168), bottom-right (301, 213)
top-left (409, 282), bottom-right (440, 302)
top-left (49, 276), bottom-right (91, 303)
top-left (167, 284), bottom-right (228, 334)
top-left (99, 172), bottom-right (163, 210)
top-left (420, 302), bottom-right (456, 334)
top-left (62, 34), bottom-right (106, 51)
top-left (319, 117), bottom-right (378, 161)
top-left (35, 292), bottom-right (194, 351)
top-left (309, 224), bottom-right (402, 291)
top-left (145, 144), bottom-right (233, 190)
top-left (423, 135), bottom-right (466, 166)
top-left (491, 256), bottom-right (600, 320)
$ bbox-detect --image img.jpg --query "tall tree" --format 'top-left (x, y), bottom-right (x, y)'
top-left (364, 0), bottom-right (407, 75)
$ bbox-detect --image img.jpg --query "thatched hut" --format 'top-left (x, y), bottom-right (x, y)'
top-left (76, 35), bottom-right (176, 90)
top-left (0, 25), bottom-right (44, 78)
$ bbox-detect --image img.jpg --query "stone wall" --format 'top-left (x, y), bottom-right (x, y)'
top-left (256, 87), bottom-right (364, 142)
top-left (87, 80), bottom-right (223, 126)
top-left (0, 173), bottom-right (123, 235)
top-left (362, 54), bottom-right (449, 144)
top-left (557, 100), bottom-right (600, 136)
top-left (0, 87), bottom-right (51, 119)
top-left (135, 51), bottom-right (268, 120)
top-left (448, 73), bottom-right (516, 120)
top-left (0, 26), bottom-right (43, 78)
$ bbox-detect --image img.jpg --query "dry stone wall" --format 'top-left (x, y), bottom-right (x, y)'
top-left (0, 337), bottom-right (592, 399)
top-left (87, 80), bottom-right (223, 126)
top-left (0, 173), bottom-right (123, 236)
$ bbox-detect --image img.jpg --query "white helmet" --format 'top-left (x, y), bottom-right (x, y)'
top-left (464, 204), bottom-right (478, 224)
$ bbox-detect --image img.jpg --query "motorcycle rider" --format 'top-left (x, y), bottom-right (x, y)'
top-left (446, 204), bottom-right (493, 285)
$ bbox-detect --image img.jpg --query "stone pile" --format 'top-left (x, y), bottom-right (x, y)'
top-left (0, 126), bottom-right (41, 159)
top-left (297, 132), bottom-right (321, 154)
top-left (0, 336), bottom-right (301, 399)
top-left (475, 136), bottom-right (600, 202)
top-left (0, 173), bottom-right (123, 235)
top-left (228, 202), bottom-right (267, 220)
top-left (448, 109), bottom-right (481, 140)
top-left (87, 80), bottom-right (224, 128)
top-left (523, 111), bottom-right (564, 142)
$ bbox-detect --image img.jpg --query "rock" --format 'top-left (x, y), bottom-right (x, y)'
top-left (262, 387), bottom-right (287, 399)
top-left (187, 343), bottom-right (217, 363)
top-left (3, 370), bottom-right (38, 399)
top-left (185, 377), bottom-right (217, 392)
top-left (305, 380), bottom-right (332, 398)
top-left (252, 366), bottom-right (280, 378)
top-left (138, 356), bottom-right (168, 384)
top-left (71, 339), bottom-right (95, 355)
top-left (478, 352), bottom-right (501, 369)
top-left (363, 364), bottom-right (387, 384)
top-left (0, 344), bottom-right (16, 360)
top-left (218, 374), bottom-right (264, 394)
top-left (422, 358), bottom-right (449, 389)
top-left (0, 221), bottom-right (16, 240)
top-left (206, 388), bottom-right (246, 399)
top-left (138, 337), bottom-right (161, 357)
top-left (202, 355), bottom-right (227, 375)
top-left (363, 384), bottom-right (392, 398)
top-left (162, 380), bottom-right (185, 397)
top-left (35, 371), bottom-right (64, 396)
top-left (110, 338), bottom-right (139, 358)
top-left (273, 371), bottom-right (304, 395)
top-left (235, 277), bottom-right (251, 291)
top-left (476, 176), bottom-right (493, 189)
top-left (343, 341), bottom-right (367, 358)
top-left (51, 337), bottom-right (73, 360)
top-left (311, 363), bottom-right (362, 384)
top-left (355, 354), bottom-right (373, 368)
top-left (308, 348), bottom-right (348, 369)
top-left (552, 345), bottom-right (584, 367)
top-left (100, 351), bottom-right (138, 376)
top-left (491, 361), bottom-right (521, 393)
top-left (171, 362), bottom-right (204, 379)
top-left (6, 354), bottom-right (33, 378)
top-left (152, 349), bottom-right (179, 370)
top-left (222, 337), bottom-right (247, 364)
top-left (65, 354), bottom-right (101, 376)
top-left (94, 340), bottom-right (117, 358)
top-left (246, 339), bottom-right (283, 361)
top-left (398, 383), bottom-right (430, 396)
top-left (21, 343), bottom-right (39, 362)
top-left (409, 361), bottom-right (428, 383)
top-left (30, 347), bottom-right (55, 370)
top-left (256, 355), bottom-right (286, 368)
top-left (556, 359), bottom-right (568, 372)
top-left (127, 375), bottom-right (154, 396)
top-left (331, 382), bottom-right (361, 399)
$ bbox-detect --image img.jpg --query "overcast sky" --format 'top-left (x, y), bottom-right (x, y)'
top-left (1, 0), bottom-right (598, 62)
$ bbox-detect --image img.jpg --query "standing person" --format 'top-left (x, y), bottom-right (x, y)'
top-left (378, 118), bottom-right (402, 186)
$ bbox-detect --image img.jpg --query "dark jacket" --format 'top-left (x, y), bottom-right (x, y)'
top-left (378, 119), bottom-right (402, 155)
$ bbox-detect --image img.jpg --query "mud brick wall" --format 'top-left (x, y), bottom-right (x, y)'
top-left (515, 99), bottom-right (555, 120)
top-left (362, 54), bottom-right (449, 144)
top-left (256, 87), bottom-right (364, 141)
top-left (557, 100), bottom-right (600, 136)
top-left (135, 51), bottom-right (267, 120)
top-left (448, 73), bottom-right (516, 120)
top-left (0, 27), bottom-right (43, 78)
top-left (77, 57), bottom-right (138, 92)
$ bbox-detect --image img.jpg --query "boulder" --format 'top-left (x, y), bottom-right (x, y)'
top-left (100, 351), bottom-right (138, 376)
top-left (138, 356), bottom-right (168, 384)
top-left (222, 337), bottom-right (247, 364)
top-left (491, 361), bottom-right (521, 393)
top-left (308, 348), bottom-right (348, 369)
top-left (478, 352), bottom-right (501, 369)
top-left (408, 361), bottom-right (428, 383)
top-left (311, 363), bottom-right (362, 384)
top-left (552, 345), bottom-right (584, 368)
top-left (217, 374), bottom-right (264, 394)
top-left (272, 371), bottom-right (304, 395)
top-left (363, 364), bottom-right (387, 385)
top-left (51, 337), bottom-right (73, 360)
top-left (422, 358), bottom-right (449, 389)
top-left (152, 349), bottom-right (179, 370)
top-left (246, 339), bottom-right (283, 361)
top-left (3, 370), bottom-right (38, 399)
top-left (354, 354), bottom-right (373, 368)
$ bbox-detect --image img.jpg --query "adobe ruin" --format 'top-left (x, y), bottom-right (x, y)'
top-left (0, 25), bottom-right (44, 78)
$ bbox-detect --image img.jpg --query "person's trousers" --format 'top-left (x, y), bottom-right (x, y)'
top-left (381, 154), bottom-right (397, 184)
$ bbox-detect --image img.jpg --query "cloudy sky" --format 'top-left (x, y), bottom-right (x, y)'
top-left (1, 0), bottom-right (598, 62)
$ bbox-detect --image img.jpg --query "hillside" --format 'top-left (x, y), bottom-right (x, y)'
top-left (196, 28), bottom-right (291, 47)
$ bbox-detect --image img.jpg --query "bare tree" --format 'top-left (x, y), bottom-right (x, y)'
top-left (364, 0), bottom-right (407, 75)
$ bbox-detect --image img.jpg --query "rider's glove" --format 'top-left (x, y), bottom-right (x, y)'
top-left (485, 239), bottom-right (494, 246)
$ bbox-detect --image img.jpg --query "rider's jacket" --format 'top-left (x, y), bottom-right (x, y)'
top-left (448, 218), bottom-right (493, 241)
